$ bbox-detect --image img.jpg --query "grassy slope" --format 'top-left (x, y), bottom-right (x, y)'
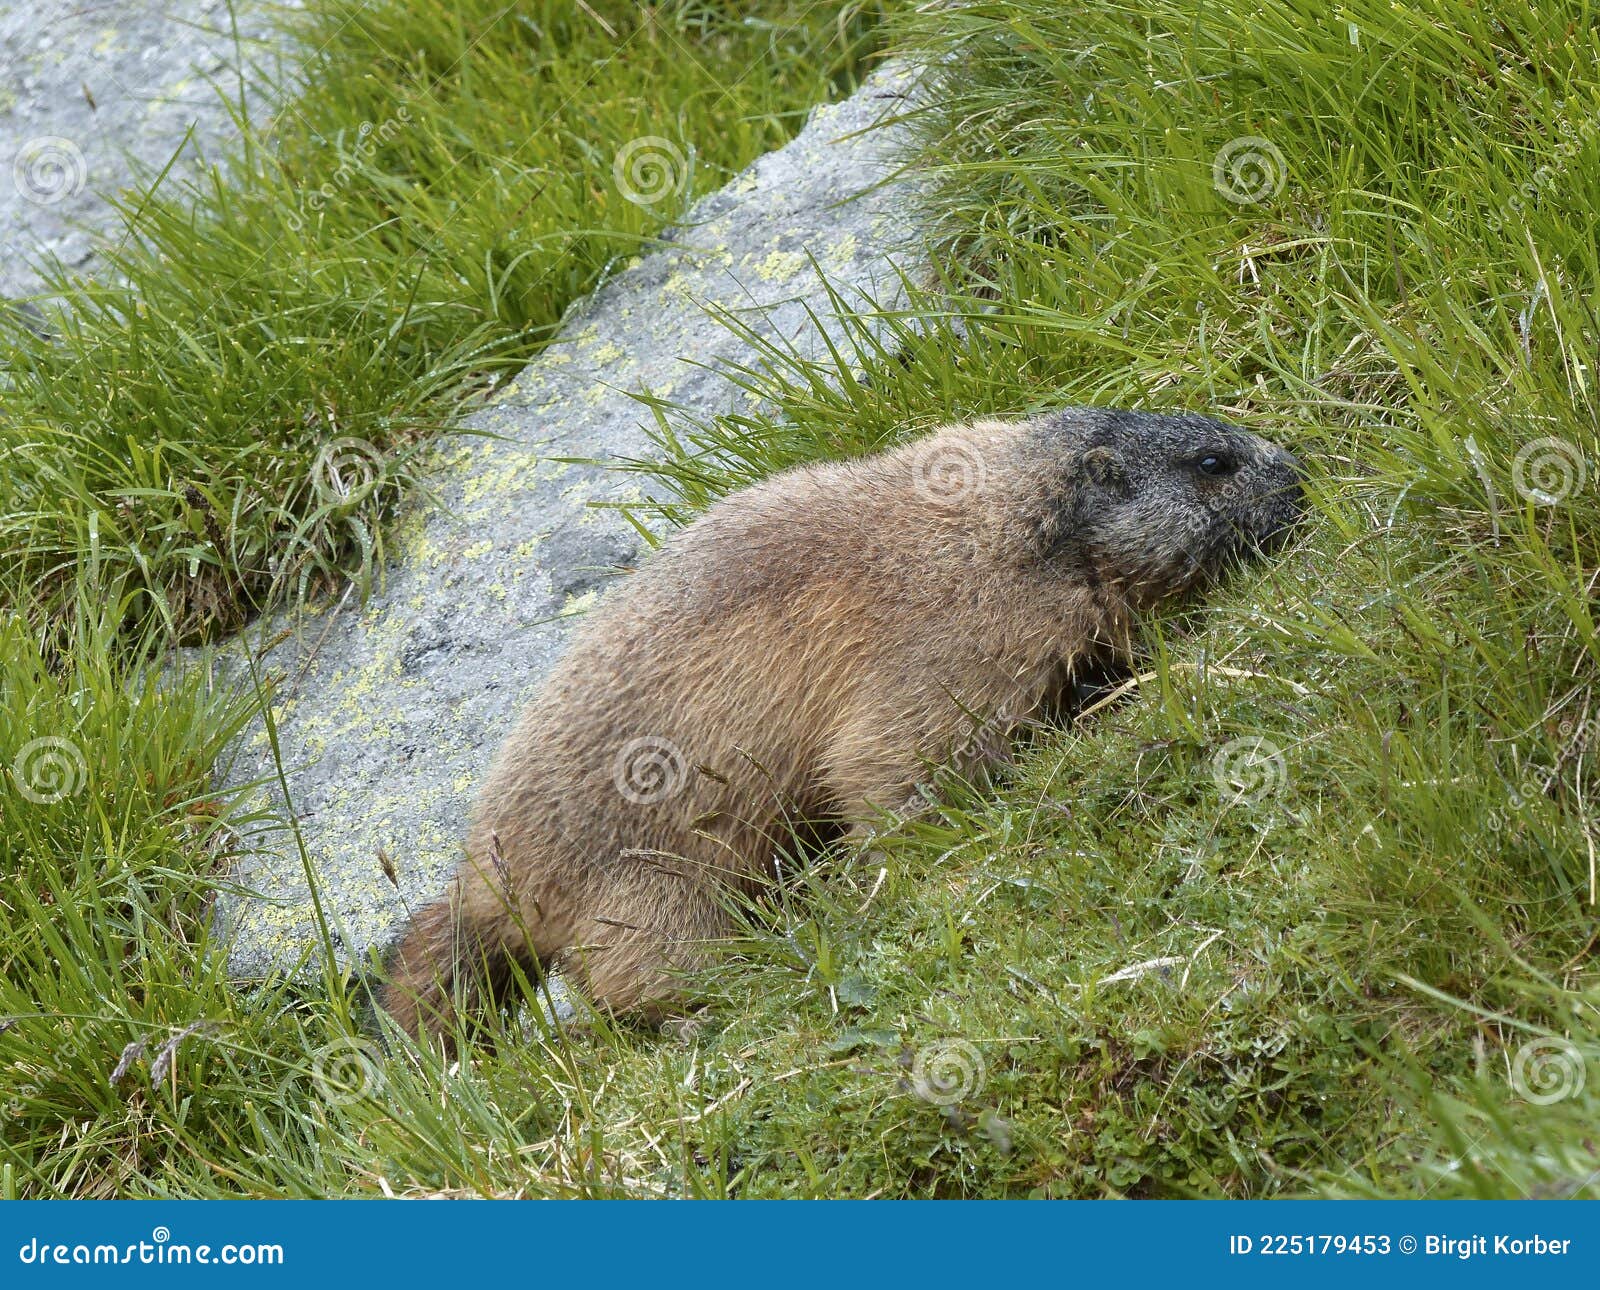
top-left (4, 0), bottom-right (1598, 1199)
top-left (604, 0), bottom-right (1600, 1196)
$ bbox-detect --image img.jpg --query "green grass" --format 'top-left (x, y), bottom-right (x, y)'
top-left (6, 0), bottom-right (1600, 1197)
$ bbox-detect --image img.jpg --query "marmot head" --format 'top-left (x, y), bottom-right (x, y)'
top-left (1023, 407), bottom-right (1304, 608)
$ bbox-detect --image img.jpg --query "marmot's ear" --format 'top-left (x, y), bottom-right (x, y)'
top-left (1030, 448), bottom-right (1124, 559)
top-left (1082, 446), bottom-right (1128, 492)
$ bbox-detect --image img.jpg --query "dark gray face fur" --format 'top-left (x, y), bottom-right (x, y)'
top-left (1033, 407), bottom-right (1303, 605)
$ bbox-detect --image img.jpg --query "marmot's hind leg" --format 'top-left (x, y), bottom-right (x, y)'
top-left (561, 872), bottom-right (735, 1022)
top-left (378, 861), bottom-right (534, 1048)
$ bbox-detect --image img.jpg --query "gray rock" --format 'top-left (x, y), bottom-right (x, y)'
top-left (202, 63), bottom-right (931, 980)
top-left (0, 0), bottom-right (288, 299)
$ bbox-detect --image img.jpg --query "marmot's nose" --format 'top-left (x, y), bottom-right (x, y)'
top-left (1267, 444), bottom-right (1306, 507)
top-left (1255, 443), bottom-right (1306, 550)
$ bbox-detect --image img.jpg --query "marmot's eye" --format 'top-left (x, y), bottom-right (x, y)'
top-left (1196, 453), bottom-right (1236, 477)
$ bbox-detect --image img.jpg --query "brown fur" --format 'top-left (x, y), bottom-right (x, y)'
top-left (380, 409), bottom-right (1302, 1043)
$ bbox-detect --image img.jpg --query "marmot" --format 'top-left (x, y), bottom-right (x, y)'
top-left (381, 408), bottom-right (1303, 1043)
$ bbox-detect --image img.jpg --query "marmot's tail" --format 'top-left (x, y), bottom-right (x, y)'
top-left (378, 876), bottom-right (530, 1048)
top-left (377, 896), bottom-right (461, 1044)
